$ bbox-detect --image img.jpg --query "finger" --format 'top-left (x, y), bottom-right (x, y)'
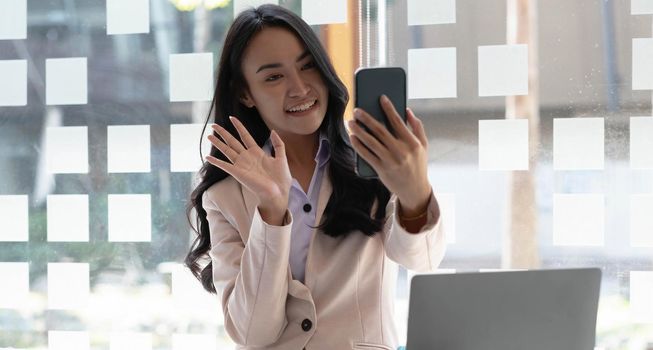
top-left (229, 116), bottom-right (258, 150)
top-left (207, 134), bottom-right (238, 163)
top-left (211, 123), bottom-right (246, 154)
top-left (205, 155), bottom-right (251, 185)
top-left (205, 155), bottom-right (239, 175)
top-left (349, 134), bottom-right (382, 170)
top-left (379, 95), bottom-right (417, 146)
top-left (407, 107), bottom-right (428, 147)
top-left (353, 108), bottom-right (397, 150)
top-left (348, 119), bottom-right (394, 162)
top-left (270, 130), bottom-right (287, 160)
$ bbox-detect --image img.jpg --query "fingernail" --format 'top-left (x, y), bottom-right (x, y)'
top-left (381, 94), bottom-right (389, 102)
top-left (354, 109), bottom-right (361, 119)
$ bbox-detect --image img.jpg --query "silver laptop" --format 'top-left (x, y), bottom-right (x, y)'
top-left (406, 268), bottom-right (602, 350)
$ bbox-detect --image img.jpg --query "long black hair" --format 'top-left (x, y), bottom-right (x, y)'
top-left (186, 4), bottom-right (391, 293)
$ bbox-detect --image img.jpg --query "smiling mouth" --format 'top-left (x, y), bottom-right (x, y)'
top-left (286, 99), bottom-right (317, 113)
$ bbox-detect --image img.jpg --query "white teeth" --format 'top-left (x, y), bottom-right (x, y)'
top-left (287, 100), bottom-right (316, 112)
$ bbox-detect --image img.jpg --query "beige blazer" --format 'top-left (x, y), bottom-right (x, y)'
top-left (204, 166), bottom-right (446, 350)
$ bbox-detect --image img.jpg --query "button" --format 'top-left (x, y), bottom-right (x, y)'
top-left (303, 203), bottom-right (312, 213)
top-left (301, 318), bottom-right (312, 332)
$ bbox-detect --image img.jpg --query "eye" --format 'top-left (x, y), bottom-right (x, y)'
top-left (265, 74), bottom-right (282, 82)
top-left (302, 61), bottom-right (316, 70)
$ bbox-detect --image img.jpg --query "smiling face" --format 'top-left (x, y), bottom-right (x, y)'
top-left (239, 26), bottom-right (329, 139)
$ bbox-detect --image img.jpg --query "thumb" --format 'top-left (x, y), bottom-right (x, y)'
top-left (270, 130), bottom-right (287, 160)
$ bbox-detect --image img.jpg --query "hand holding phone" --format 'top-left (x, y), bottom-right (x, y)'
top-left (349, 67), bottom-right (432, 216)
top-left (353, 67), bottom-right (407, 178)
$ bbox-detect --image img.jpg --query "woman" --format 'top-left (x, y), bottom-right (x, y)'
top-left (186, 4), bottom-right (446, 350)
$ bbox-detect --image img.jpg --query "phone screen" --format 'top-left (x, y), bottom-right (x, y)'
top-left (354, 67), bottom-right (407, 178)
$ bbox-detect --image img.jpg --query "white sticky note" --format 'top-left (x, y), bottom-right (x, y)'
top-left (478, 44), bottom-right (528, 97)
top-left (107, 0), bottom-right (150, 35)
top-left (630, 195), bottom-right (653, 247)
top-left (630, 271), bottom-right (653, 322)
top-left (407, 0), bottom-right (456, 25)
top-left (553, 194), bottom-right (605, 246)
top-left (45, 126), bottom-right (89, 174)
top-left (632, 0), bottom-right (653, 14)
top-left (0, 262), bottom-right (29, 308)
top-left (48, 331), bottom-right (90, 350)
top-left (171, 264), bottom-right (220, 310)
top-left (0, 0), bottom-right (27, 40)
top-left (108, 125), bottom-right (151, 173)
top-left (553, 118), bottom-right (604, 170)
top-left (479, 119), bottom-right (529, 171)
top-left (170, 124), bottom-right (212, 172)
top-left (436, 193), bottom-right (456, 244)
top-left (169, 53), bottom-right (213, 102)
top-left (48, 263), bottom-right (90, 309)
top-left (633, 38), bottom-right (653, 90)
top-left (46, 57), bottom-right (88, 105)
top-left (47, 195), bottom-right (89, 242)
top-left (408, 48), bottom-right (457, 99)
top-left (0, 60), bottom-right (27, 106)
top-left (110, 332), bottom-right (152, 350)
top-left (234, 0), bottom-right (279, 17)
top-left (0, 195), bottom-right (28, 242)
top-left (108, 194), bottom-right (151, 242)
top-left (302, 0), bottom-right (347, 25)
top-left (630, 117), bottom-right (653, 169)
top-left (172, 334), bottom-right (217, 350)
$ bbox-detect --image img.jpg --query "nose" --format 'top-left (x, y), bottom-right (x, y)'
top-left (287, 70), bottom-right (310, 97)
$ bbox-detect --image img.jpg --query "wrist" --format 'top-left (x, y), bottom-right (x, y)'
top-left (259, 206), bottom-right (288, 226)
top-left (398, 200), bottom-right (429, 221)
top-left (397, 186), bottom-right (432, 216)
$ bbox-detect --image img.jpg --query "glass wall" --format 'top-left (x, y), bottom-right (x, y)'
top-left (0, 0), bottom-right (651, 349)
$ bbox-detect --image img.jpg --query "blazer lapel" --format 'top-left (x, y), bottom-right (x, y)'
top-left (240, 166), bottom-right (332, 294)
top-left (313, 165), bottom-right (332, 228)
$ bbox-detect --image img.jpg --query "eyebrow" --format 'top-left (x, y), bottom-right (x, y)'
top-left (256, 50), bottom-right (311, 73)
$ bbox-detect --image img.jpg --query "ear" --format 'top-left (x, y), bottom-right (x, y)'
top-left (239, 92), bottom-right (255, 108)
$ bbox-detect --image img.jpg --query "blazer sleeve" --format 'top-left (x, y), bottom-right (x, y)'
top-left (203, 191), bottom-right (294, 347)
top-left (380, 188), bottom-right (447, 272)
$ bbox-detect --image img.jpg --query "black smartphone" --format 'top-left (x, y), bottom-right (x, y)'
top-left (354, 67), bottom-right (407, 178)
